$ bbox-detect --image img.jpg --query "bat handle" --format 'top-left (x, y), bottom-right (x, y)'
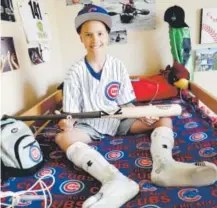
top-left (1, 111), bottom-right (103, 121)
top-left (1, 114), bottom-right (67, 121)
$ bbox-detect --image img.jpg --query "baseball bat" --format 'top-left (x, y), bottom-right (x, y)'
top-left (2, 104), bottom-right (182, 121)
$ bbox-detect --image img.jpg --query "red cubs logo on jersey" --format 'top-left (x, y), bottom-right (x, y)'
top-left (105, 82), bottom-right (120, 101)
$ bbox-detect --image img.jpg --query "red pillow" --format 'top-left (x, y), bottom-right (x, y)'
top-left (131, 74), bottom-right (178, 101)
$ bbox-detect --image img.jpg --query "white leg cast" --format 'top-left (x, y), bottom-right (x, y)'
top-left (66, 142), bottom-right (139, 208)
top-left (150, 127), bottom-right (217, 187)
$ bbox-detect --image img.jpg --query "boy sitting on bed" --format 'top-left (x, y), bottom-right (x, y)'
top-left (55, 4), bottom-right (217, 208)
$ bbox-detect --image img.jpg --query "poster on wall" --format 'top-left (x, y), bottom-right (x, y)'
top-left (109, 29), bottom-right (127, 44)
top-left (66, 0), bottom-right (93, 6)
top-left (1, 0), bottom-right (16, 22)
top-left (200, 8), bottom-right (217, 44)
top-left (28, 44), bottom-right (50, 65)
top-left (18, 0), bottom-right (51, 43)
top-left (195, 48), bottom-right (217, 72)
top-left (100, 0), bottom-right (156, 31)
top-left (0, 37), bottom-right (20, 73)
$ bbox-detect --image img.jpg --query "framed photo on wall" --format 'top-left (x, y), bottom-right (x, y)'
top-left (109, 30), bottom-right (127, 45)
top-left (195, 48), bottom-right (217, 72)
top-left (100, 0), bottom-right (156, 31)
top-left (1, 37), bottom-right (20, 73)
top-left (1, 0), bottom-right (15, 22)
top-left (199, 8), bottom-right (217, 44)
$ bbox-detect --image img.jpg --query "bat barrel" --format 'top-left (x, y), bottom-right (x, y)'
top-left (103, 104), bottom-right (182, 118)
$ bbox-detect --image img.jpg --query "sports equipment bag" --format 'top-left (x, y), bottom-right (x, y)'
top-left (0, 119), bottom-right (44, 181)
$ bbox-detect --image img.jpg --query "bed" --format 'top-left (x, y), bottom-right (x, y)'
top-left (1, 77), bottom-right (217, 208)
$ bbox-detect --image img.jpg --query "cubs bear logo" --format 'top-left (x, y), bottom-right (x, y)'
top-left (35, 167), bottom-right (56, 179)
top-left (30, 145), bottom-right (42, 162)
top-left (139, 180), bottom-right (157, 192)
top-left (189, 132), bottom-right (208, 142)
top-left (184, 122), bottom-right (199, 129)
top-left (199, 147), bottom-right (217, 157)
top-left (59, 180), bottom-right (85, 195)
top-left (135, 157), bottom-right (152, 168)
top-left (178, 188), bottom-right (201, 202)
top-left (136, 142), bottom-right (151, 150)
top-left (105, 82), bottom-right (120, 101)
top-left (105, 150), bottom-right (124, 161)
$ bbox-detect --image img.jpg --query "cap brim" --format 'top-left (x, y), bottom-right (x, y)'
top-left (75, 13), bottom-right (112, 31)
top-left (172, 22), bottom-right (189, 28)
top-left (183, 22), bottom-right (188, 27)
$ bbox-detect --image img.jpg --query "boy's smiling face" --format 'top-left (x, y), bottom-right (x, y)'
top-left (79, 20), bottom-right (109, 55)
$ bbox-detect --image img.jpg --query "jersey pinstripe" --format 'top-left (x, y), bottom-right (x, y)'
top-left (63, 54), bottom-right (136, 136)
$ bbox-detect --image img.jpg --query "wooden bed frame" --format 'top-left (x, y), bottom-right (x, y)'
top-left (4, 78), bottom-right (216, 208)
top-left (18, 78), bottom-right (217, 133)
top-left (189, 82), bottom-right (217, 114)
top-left (19, 90), bottom-right (62, 134)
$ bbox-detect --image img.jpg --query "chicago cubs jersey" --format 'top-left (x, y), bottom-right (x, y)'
top-left (63, 54), bottom-right (136, 136)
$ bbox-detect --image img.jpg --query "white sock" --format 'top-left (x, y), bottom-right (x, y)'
top-left (66, 141), bottom-right (118, 183)
top-left (66, 142), bottom-right (139, 207)
top-left (150, 127), bottom-right (217, 187)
